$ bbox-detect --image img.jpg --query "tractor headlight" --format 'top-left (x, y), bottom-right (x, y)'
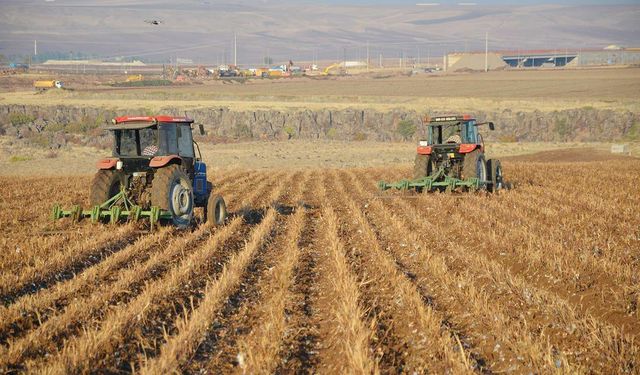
top-left (116, 161), bottom-right (123, 170)
top-left (418, 140), bottom-right (429, 147)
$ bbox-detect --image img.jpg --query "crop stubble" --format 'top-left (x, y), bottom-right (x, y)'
top-left (0, 157), bottom-right (638, 373)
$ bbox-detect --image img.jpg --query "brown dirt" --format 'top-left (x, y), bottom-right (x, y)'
top-left (504, 147), bottom-right (638, 163)
top-left (0, 156), bottom-right (638, 373)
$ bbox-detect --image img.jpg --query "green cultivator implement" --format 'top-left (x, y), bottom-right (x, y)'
top-left (52, 186), bottom-right (172, 229)
top-left (378, 165), bottom-right (487, 193)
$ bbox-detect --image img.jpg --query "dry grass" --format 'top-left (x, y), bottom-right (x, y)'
top-left (0, 148), bottom-right (638, 373)
top-left (2, 68), bottom-right (639, 112)
top-left (2, 137), bottom-right (638, 176)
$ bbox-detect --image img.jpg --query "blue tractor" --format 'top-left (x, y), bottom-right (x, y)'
top-left (52, 115), bottom-right (227, 229)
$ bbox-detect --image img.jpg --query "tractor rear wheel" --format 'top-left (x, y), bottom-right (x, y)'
top-left (487, 159), bottom-right (504, 192)
top-left (462, 150), bottom-right (487, 183)
top-left (90, 170), bottom-right (121, 206)
top-left (413, 154), bottom-right (435, 179)
top-left (205, 195), bottom-right (227, 227)
top-left (151, 165), bottom-right (194, 229)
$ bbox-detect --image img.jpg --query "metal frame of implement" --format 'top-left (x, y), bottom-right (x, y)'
top-left (378, 166), bottom-right (487, 192)
top-left (51, 186), bottom-right (172, 229)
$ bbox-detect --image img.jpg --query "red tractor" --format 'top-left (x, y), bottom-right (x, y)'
top-left (52, 115), bottom-right (227, 228)
top-left (379, 114), bottom-right (505, 192)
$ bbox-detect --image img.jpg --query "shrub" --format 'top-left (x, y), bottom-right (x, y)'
top-left (9, 155), bottom-right (32, 162)
top-left (283, 125), bottom-right (296, 139)
top-left (353, 131), bottom-right (367, 141)
top-left (397, 120), bottom-right (416, 141)
top-left (326, 128), bottom-right (338, 140)
top-left (9, 113), bottom-right (35, 127)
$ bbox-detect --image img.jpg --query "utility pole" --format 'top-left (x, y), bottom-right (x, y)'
top-left (379, 53), bottom-right (383, 68)
top-left (234, 32), bottom-right (237, 66)
top-left (34, 40), bottom-right (37, 56)
top-left (366, 41), bottom-right (370, 71)
top-left (485, 31), bottom-right (489, 72)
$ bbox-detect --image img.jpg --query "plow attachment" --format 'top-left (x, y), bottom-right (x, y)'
top-left (52, 187), bottom-right (171, 229)
top-left (378, 166), bottom-right (487, 193)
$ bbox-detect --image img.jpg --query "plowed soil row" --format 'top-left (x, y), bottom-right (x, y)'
top-left (0, 158), bottom-right (638, 373)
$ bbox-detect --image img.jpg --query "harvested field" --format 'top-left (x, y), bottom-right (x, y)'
top-left (0, 150), bottom-right (639, 373)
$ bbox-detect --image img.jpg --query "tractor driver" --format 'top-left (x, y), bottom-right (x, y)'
top-left (140, 128), bottom-right (159, 156)
top-left (445, 127), bottom-right (462, 144)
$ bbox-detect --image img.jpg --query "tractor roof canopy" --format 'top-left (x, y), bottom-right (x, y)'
top-left (104, 116), bottom-right (194, 130)
top-left (426, 115), bottom-right (475, 126)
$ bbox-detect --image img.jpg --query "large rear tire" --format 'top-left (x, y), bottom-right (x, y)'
top-left (205, 195), bottom-right (227, 227)
top-left (487, 159), bottom-right (504, 193)
top-left (151, 165), bottom-right (194, 229)
top-left (413, 154), bottom-right (435, 179)
top-left (90, 170), bottom-right (121, 206)
top-left (462, 150), bottom-right (487, 183)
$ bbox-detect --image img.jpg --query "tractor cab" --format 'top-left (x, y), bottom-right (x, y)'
top-left (417, 115), bottom-right (494, 158)
top-left (104, 116), bottom-right (202, 172)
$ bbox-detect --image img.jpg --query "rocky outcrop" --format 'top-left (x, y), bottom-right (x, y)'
top-left (0, 104), bottom-right (637, 143)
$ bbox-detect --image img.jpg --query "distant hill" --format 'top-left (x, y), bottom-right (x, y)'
top-left (0, 0), bottom-right (638, 64)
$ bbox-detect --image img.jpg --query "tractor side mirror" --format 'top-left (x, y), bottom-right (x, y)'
top-left (488, 122), bottom-right (495, 131)
top-left (198, 124), bottom-right (205, 135)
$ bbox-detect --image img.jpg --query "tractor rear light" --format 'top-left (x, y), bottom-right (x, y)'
top-left (417, 146), bottom-right (432, 155)
top-left (116, 161), bottom-right (123, 170)
top-left (458, 144), bottom-right (477, 153)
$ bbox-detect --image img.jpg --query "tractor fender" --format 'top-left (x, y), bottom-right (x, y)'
top-left (458, 144), bottom-right (479, 154)
top-left (96, 158), bottom-right (118, 170)
top-left (149, 155), bottom-right (182, 168)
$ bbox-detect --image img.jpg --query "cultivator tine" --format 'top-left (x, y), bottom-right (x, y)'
top-left (90, 205), bottom-right (101, 223)
top-left (52, 204), bottom-right (63, 220)
top-left (129, 206), bottom-right (142, 222)
top-left (71, 205), bottom-right (81, 222)
top-left (109, 206), bottom-right (121, 224)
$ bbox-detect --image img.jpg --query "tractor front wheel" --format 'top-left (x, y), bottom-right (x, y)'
top-left (151, 165), bottom-right (194, 229)
top-left (90, 169), bottom-right (121, 206)
top-left (205, 195), bottom-right (227, 227)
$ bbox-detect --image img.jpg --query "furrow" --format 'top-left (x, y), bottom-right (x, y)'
top-left (361, 170), bottom-right (639, 373)
top-left (330, 170), bottom-right (470, 374)
top-left (0, 224), bottom-right (141, 306)
top-left (312, 171), bottom-right (378, 374)
top-left (142, 172), bottom-right (306, 374)
top-left (17, 172), bottom-right (288, 373)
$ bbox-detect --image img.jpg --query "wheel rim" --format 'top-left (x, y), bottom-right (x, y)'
top-left (477, 158), bottom-right (487, 181)
top-left (170, 178), bottom-right (192, 218)
top-left (495, 166), bottom-right (503, 189)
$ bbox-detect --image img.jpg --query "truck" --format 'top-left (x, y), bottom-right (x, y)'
top-left (34, 80), bottom-right (63, 91)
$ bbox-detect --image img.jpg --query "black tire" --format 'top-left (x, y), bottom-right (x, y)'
top-left (151, 164), bottom-right (194, 229)
top-left (90, 170), bottom-right (121, 206)
top-left (205, 195), bottom-right (227, 227)
top-left (462, 150), bottom-right (487, 182)
top-left (487, 159), bottom-right (504, 193)
top-left (413, 154), bottom-right (435, 179)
